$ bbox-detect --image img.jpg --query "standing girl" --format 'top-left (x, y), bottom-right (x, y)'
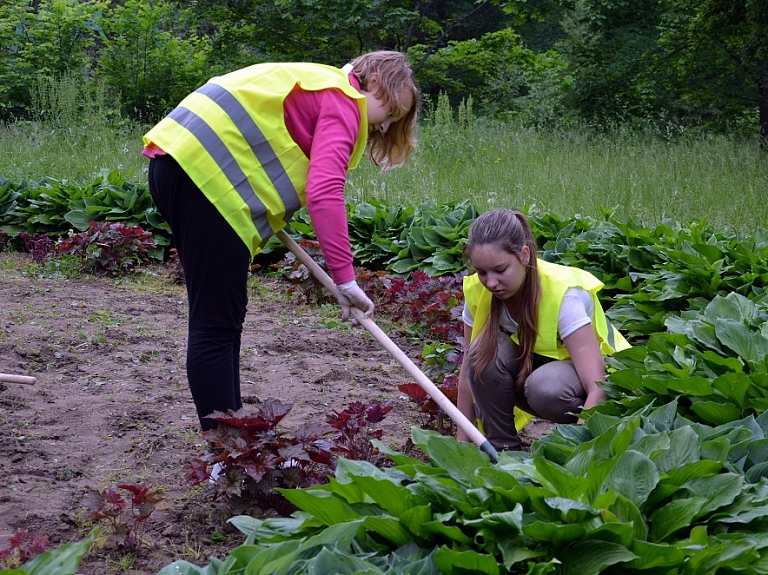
top-left (457, 209), bottom-right (630, 451)
top-left (143, 51), bottom-right (420, 431)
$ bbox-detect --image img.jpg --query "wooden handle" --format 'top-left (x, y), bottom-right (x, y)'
top-left (0, 373), bottom-right (36, 385)
top-left (276, 230), bottom-right (498, 462)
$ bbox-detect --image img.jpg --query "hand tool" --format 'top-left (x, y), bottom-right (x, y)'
top-left (276, 229), bottom-right (499, 463)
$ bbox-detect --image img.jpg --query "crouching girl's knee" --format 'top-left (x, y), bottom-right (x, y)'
top-left (524, 360), bottom-right (586, 423)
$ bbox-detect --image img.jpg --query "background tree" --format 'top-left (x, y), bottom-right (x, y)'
top-left (0, 0), bottom-right (765, 142)
top-left (648, 0), bottom-right (768, 144)
top-left (0, 0), bottom-right (105, 120)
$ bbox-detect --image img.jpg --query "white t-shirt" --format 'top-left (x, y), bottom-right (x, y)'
top-left (462, 287), bottom-right (594, 340)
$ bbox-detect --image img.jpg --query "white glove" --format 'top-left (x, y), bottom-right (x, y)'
top-left (336, 281), bottom-right (374, 321)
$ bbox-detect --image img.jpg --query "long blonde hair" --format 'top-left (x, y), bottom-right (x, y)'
top-left (348, 51), bottom-right (420, 170)
top-left (465, 210), bottom-right (541, 390)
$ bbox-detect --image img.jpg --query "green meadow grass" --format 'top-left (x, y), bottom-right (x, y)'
top-left (2, 107), bottom-right (766, 234)
top-left (348, 118), bottom-right (768, 235)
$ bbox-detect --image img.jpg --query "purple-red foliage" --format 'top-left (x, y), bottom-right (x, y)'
top-left (166, 247), bottom-right (185, 284)
top-left (187, 399), bottom-right (337, 515)
top-left (18, 232), bottom-right (55, 263)
top-left (81, 482), bottom-right (163, 551)
top-left (326, 400), bottom-right (393, 463)
top-left (187, 398), bottom-right (394, 515)
top-left (57, 221), bottom-right (156, 275)
top-left (378, 270), bottom-right (466, 344)
top-left (0, 531), bottom-right (49, 568)
top-left (398, 376), bottom-right (458, 436)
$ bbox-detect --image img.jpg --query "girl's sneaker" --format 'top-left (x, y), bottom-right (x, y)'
top-left (209, 462), bottom-right (224, 485)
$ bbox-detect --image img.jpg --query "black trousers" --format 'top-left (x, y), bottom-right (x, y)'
top-left (148, 155), bottom-right (251, 431)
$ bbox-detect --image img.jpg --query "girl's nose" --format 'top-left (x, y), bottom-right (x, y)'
top-left (378, 120), bottom-right (391, 134)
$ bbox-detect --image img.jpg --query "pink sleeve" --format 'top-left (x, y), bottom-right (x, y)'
top-left (291, 89), bottom-right (362, 285)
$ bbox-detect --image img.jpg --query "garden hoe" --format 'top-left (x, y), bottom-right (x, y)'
top-left (0, 373), bottom-right (36, 385)
top-left (276, 229), bottom-right (499, 464)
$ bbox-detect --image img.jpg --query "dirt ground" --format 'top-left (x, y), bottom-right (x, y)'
top-left (0, 252), bottom-right (554, 574)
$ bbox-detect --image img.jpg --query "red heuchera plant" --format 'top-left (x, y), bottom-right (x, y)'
top-left (18, 232), bottom-right (55, 263)
top-left (0, 531), bottom-right (49, 569)
top-left (187, 398), bottom-right (394, 516)
top-left (187, 399), bottom-right (338, 515)
top-left (398, 376), bottom-right (458, 436)
top-left (57, 221), bottom-right (156, 275)
top-left (326, 400), bottom-right (394, 464)
top-left (378, 270), bottom-right (466, 344)
top-left (81, 483), bottom-right (164, 552)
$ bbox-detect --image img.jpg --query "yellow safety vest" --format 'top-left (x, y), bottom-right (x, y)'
top-left (143, 63), bottom-right (368, 256)
top-left (463, 258), bottom-right (630, 430)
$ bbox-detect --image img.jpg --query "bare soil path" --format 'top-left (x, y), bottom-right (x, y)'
top-left (0, 254), bottom-right (552, 574)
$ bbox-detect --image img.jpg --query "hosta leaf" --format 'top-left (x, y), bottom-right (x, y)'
top-left (433, 546), bottom-right (500, 575)
top-left (706, 293), bottom-right (760, 324)
top-left (64, 208), bottom-right (92, 230)
top-left (430, 252), bottom-right (460, 272)
top-left (703, 353), bottom-right (744, 375)
top-left (421, 518), bottom-right (474, 544)
top-left (498, 541), bottom-right (547, 569)
top-left (229, 541), bottom-right (301, 573)
top-left (604, 450), bottom-right (660, 507)
top-left (523, 521), bottom-right (587, 545)
top-left (411, 428), bottom-right (490, 487)
top-left (652, 426), bottom-right (700, 474)
top-left (278, 489), bottom-right (362, 525)
top-left (533, 458), bottom-right (588, 499)
top-left (560, 540), bottom-right (638, 575)
top-left (627, 540), bottom-right (686, 569)
top-left (746, 462), bottom-right (768, 483)
top-left (716, 318), bottom-right (768, 364)
top-left (666, 376), bottom-right (714, 397)
top-left (716, 502), bottom-right (768, 525)
top-left (689, 400), bottom-right (743, 426)
top-left (543, 497), bottom-right (599, 523)
top-left (21, 530), bottom-right (95, 575)
top-left (334, 459), bottom-right (414, 516)
top-left (746, 439), bottom-right (768, 467)
top-left (389, 258), bottom-right (420, 274)
top-left (610, 494), bottom-right (648, 540)
top-left (361, 516), bottom-right (412, 547)
top-left (299, 547), bottom-right (382, 574)
top-left (665, 460), bottom-right (724, 487)
top-left (649, 497), bottom-right (706, 541)
top-left (684, 473), bottom-right (743, 517)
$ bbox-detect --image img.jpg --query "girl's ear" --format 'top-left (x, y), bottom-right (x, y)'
top-left (520, 245), bottom-right (531, 266)
top-left (364, 72), bottom-right (380, 91)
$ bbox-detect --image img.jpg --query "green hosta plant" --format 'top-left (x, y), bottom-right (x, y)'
top-left (159, 405), bottom-right (768, 574)
top-left (598, 291), bottom-right (768, 425)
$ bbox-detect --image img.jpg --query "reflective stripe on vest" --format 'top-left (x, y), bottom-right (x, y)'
top-left (167, 82), bottom-right (300, 247)
top-left (144, 62), bottom-right (368, 256)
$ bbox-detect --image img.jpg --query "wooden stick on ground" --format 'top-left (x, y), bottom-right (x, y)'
top-left (0, 373), bottom-right (36, 385)
top-left (276, 229), bottom-right (499, 463)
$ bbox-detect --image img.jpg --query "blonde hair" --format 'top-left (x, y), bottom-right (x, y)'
top-left (465, 210), bottom-right (541, 391)
top-left (348, 50), bottom-right (420, 170)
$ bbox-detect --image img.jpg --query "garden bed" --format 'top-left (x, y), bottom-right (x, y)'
top-left (0, 254), bottom-right (551, 574)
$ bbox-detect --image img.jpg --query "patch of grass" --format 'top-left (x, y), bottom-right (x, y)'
top-left (3, 94), bottom-right (767, 241)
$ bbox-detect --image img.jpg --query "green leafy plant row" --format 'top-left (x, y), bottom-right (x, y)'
top-left (159, 403), bottom-right (768, 575)
top-left (0, 171), bottom-right (170, 247)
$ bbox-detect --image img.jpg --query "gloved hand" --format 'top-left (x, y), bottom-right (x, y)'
top-left (335, 281), bottom-right (374, 322)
